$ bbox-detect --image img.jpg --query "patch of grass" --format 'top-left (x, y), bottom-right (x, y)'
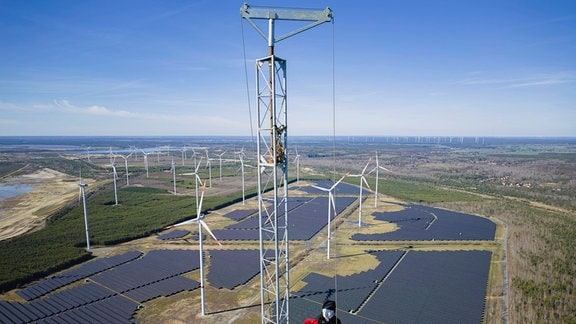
top-left (368, 178), bottom-right (482, 203)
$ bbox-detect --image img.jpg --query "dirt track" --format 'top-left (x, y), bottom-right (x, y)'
top-left (0, 168), bottom-right (83, 241)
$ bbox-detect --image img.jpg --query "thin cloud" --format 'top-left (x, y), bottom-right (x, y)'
top-left (458, 72), bottom-right (576, 88)
top-left (50, 99), bottom-right (241, 129)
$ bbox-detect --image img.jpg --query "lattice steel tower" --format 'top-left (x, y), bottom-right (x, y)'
top-left (240, 4), bottom-right (333, 323)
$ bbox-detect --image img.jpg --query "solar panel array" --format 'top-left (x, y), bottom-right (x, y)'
top-left (352, 205), bottom-right (496, 241)
top-left (16, 251), bottom-right (142, 301)
top-left (212, 196), bottom-right (356, 241)
top-left (208, 250), bottom-right (260, 289)
top-left (290, 250), bottom-right (492, 323)
top-left (362, 250), bottom-right (492, 323)
top-left (90, 250), bottom-right (199, 292)
top-left (2, 250), bottom-right (201, 323)
top-left (157, 229), bottom-right (190, 240)
top-left (223, 209), bottom-right (257, 221)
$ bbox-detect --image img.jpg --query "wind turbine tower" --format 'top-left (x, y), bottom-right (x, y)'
top-left (78, 182), bottom-right (90, 250)
top-left (241, 4), bottom-right (332, 323)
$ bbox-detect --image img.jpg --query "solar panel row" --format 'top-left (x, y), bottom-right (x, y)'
top-left (223, 209), bottom-right (257, 221)
top-left (157, 229), bottom-right (190, 240)
top-left (124, 275), bottom-right (200, 303)
top-left (36, 295), bottom-right (139, 324)
top-left (17, 251), bottom-right (142, 301)
top-left (0, 282), bottom-right (115, 322)
top-left (91, 250), bottom-right (199, 293)
top-left (208, 250), bottom-right (260, 289)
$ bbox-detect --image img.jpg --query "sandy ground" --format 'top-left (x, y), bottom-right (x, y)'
top-left (0, 168), bottom-right (84, 241)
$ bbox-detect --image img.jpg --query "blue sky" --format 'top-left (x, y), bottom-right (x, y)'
top-left (1, 0), bottom-right (575, 137)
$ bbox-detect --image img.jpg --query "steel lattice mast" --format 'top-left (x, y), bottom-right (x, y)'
top-left (240, 4), bottom-right (333, 323)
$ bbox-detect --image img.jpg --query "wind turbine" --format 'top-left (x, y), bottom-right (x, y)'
top-left (180, 147), bottom-right (188, 166)
top-left (164, 181), bottom-right (221, 316)
top-left (294, 147), bottom-right (301, 184)
top-left (311, 174), bottom-right (346, 259)
top-left (191, 156), bottom-right (204, 213)
top-left (78, 174), bottom-right (90, 250)
top-left (191, 148), bottom-right (198, 169)
top-left (205, 150), bottom-right (212, 188)
top-left (141, 150), bottom-right (150, 178)
top-left (115, 153), bottom-right (132, 186)
top-left (237, 153), bottom-right (246, 205)
top-left (370, 152), bottom-right (392, 208)
top-left (217, 151), bottom-right (226, 181)
top-left (171, 158), bottom-right (177, 194)
top-left (349, 158), bottom-right (372, 227)
top-left (110, 163), bottom-right (119, 206)
top-left (130, 145), bottom-right (139, 161)
top-left (156, 146), bottom-right (162, 164)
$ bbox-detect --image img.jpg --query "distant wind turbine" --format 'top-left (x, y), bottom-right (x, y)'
top-left (181, 147), bottom-right (188, 166)
top-left (78, 172), bottom-right (90, 250)
top-left (141, 150), bottom-right (150, 178)
top-left (294, 147), bottom-right (301, 184)
top-left (171, 158), bottom-right (177, 194)
top-left (130, 145), bottom-right (139, 161)
top-left (237, 154), bottom-right (246, 205)
top-left (349, 158), bottom-right (372, 227)
top-left (370, 152), bottom-right (392, 208)
top-left (115, 153), bottom-right (132, 186)
top-left (311, 174), bottom-right (347, 259)
top-left (191, 148), bottom-right (198, 168)
top-left (110, 163), bottom-right (119, 206)
top-left (205, 150), bottom-right (212, 188)
top-left (217, 151), bottom-right (226, 181)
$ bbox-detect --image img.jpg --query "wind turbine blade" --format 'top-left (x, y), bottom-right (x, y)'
top-left (195, 156), bottom-right (204, 173)
top-left (194, 175), bottom-right (204, 189)
top-left (164, 218), bottom-right (198, 229)
top-left (380, 166), bottom-right (392, 173)
top-left (199, 219), bottom-right (222, 247)
top-left (361, 158), bottom-right (372, 175)
top-left (329, 193), bottom-right (338, 216)
top-left (311, 185), bottom-right (329, 192)
top-left (197, 183), bottom-right (206, 215)
top-left (361, 176), bottom-right (371, 190)
top-left (329, 174), bottom-right (347, 190)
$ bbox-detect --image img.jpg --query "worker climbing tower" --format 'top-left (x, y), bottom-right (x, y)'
top-left (240, 3), bottom-right (333, 323)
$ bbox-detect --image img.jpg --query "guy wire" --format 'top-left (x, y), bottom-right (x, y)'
top-left (240, 17), bottom-right (255, 143)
